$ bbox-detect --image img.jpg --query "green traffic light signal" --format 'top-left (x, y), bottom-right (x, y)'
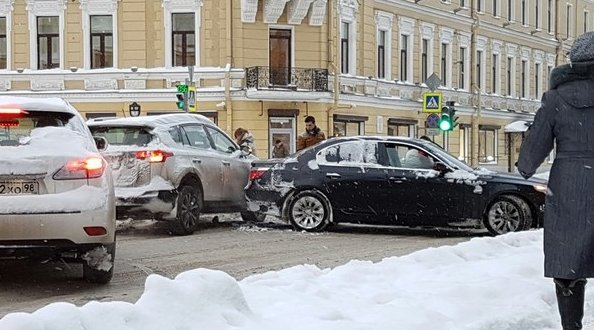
top-left (175, 93), bottom-right (185, 110)
top-left (439, 115), bottom-right (453, 131)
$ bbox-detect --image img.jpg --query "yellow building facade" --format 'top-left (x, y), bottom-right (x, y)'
top-left (0, 0), bottom-right (592, 170)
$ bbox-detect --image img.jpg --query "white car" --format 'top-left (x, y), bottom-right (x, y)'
top-left (0, 96), bottom-right (116, 283)
top-left (87, 114), bottom-right (263, 235)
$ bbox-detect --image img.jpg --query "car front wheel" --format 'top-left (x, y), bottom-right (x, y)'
top-left (484, 195), bottom-right (532, 236)
top-left (288, 190), bottom-right (331, 232)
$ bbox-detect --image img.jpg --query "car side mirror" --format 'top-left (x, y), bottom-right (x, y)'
top-left (433, 162), bottom-right (450, 173)
top-left (93, 136), bottom-right (108, 151)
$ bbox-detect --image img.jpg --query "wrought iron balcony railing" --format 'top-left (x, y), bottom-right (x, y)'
top-left (245, 66), bottom-right (328, 92)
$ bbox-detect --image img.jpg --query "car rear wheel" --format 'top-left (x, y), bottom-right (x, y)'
top-left (171, 184), bottom-right (203, 235)
top-left (288, 190), bottom-right (331, 232)
top-left (484, 195), bottom-right (532, 236)
top-left (83, 243), bottom-right (115, 284)
top-left (240, 211), bottom-right (266, 222)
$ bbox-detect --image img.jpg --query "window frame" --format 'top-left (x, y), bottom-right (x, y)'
top-left (0, 16), bottom-right (6, 70)
top-left (478, 127), bottom-right (498, 164)
top-left (81, 0), bottom-right (117, 70)
top-left (27, 0), bottom-right (65, 70)
top-left (163, 0), bottom-right (201, 68)
top-left (375, 11), bottom-right (393, 80)
top-left (172, 12), bottom-right (196, 68)
top-left (90, 15), bottom-right (113, 69)
top-left (36, 16), bottom-right (60, 70)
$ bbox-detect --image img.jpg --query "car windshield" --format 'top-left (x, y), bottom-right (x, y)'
top-left (0, 111), bottom-right (73, 147)
top-left (89, 126), bottom-right (153, 146)
top-left (422, 142), bottom-right (474, 172)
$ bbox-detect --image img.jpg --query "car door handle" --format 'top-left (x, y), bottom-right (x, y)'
top-left (222, 161), bottom-right (231, 166)
top-left (326, 173), bottom-right (341, 179)
top-left (192, 159), bottom-right (202, 164)
top-left (388, 176), bottom-right (406, 183)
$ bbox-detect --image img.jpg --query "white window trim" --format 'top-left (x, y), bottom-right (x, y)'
top-left (566, 3), bottom-right (573, 39)
top-left (375, 11), bottom-right (393, 80)
top-left (521, 48), bottom-right (531, 99)
top-left (535, 0), bottom-right (541, 29)
top-left (80, 0), bottom-right (118, 70)
top-left (493, 0), bottom-right (500, 18)
top-left (0, 0), bottom-right (14, 71)
top-left (491, 40), bottom-right (503, 95)
top-left (420, 22), bottom-right (435, 83)
top-left (440, 27), bottom-right (454, 88)
top-left (584, 10), bottom-right (590, 33)
top-left (26, 0), bottom-right (66, 70)
top-left (398, 16), bottom-right (415, 83)
top-left (508, 0), bottom-right (515, 22)
top-left (163, 0), bottom-right (202, 69)
top-left (340, 0), bottom-right (358, 76)
top-left (458, 32), bottom-right (471, 91)
top-left (506, 44), bottom-right (517, 97)
top-left (477, 37), bottom-right (487, 92)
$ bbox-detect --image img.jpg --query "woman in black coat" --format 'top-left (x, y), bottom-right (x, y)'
top-left (518, 32), bottom-right (594, 330)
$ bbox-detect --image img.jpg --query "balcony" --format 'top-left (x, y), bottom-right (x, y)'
top-left (245, 66), bottom-right (329, 92)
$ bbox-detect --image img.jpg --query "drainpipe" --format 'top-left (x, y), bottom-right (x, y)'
top-left (328, 0), bottom-right (340, 136)
top-left (225, 0), bottom-right (233, 134)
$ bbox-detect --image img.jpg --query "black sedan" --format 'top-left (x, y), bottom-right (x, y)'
top-left (245, 136), bottom-right (547, 236)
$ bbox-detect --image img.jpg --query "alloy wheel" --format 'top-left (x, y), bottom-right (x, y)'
top-left (291, 196), bottom-right (326, 230)
top-left (487, 200), bottom-right (521, 234)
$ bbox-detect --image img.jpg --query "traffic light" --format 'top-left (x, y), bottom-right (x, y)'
top-left (175, 93), bottom-right (186, 110)
top-left (439, 102), bottom-right (458, 132)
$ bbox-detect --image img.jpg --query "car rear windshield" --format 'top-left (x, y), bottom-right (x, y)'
top-left (0, 111), bottom-right (74, 146)
top-left (89, 126), bottom-right (153, 146)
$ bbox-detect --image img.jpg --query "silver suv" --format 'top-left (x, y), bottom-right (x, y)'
top-left (0, 96), bottom-right (116, 283)
top-left (88, 114), bottom-right (264, 235)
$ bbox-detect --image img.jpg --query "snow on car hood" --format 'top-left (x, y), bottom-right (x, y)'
top-left (0, 185), bottom-right (108, 214)
top-left (0, 127), bottom-right (94, 176)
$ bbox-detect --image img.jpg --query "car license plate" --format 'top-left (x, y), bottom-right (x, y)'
top-left (0, 181), bottom-right (39, 195)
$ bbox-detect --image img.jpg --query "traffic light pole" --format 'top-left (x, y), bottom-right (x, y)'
top-left (183, 78), bottom-right (189, 112)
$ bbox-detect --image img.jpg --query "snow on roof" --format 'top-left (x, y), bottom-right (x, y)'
top-left (87, 113), bottom-right (214, 128)
top-left (0, 96), bottom-right (75, 114)
top-left (504, 120), bottom-right (531, 133)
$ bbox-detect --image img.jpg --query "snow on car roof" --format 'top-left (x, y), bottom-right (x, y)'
top-left (0, 96), bottom-right (76, 114)
top-left (87, 113), bottom-right (213, 128)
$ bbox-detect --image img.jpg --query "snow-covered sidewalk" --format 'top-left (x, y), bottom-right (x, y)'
top-left (0, 230), bottom-right (583, 330)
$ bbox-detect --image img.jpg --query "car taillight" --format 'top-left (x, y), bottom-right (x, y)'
top-left (135, 150), bottom-right (173, 163)
top-left (249, 168), bottom-right (269, 181)
top-left (0, 108), bottom-right (28, 118)
top-left (53, 157), bottom-right (106, 180)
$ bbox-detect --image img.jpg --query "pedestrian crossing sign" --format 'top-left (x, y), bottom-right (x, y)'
top-left (422, 92), bottom-right (443, 113)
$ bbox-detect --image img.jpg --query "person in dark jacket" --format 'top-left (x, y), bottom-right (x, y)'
top-left (272, 139), bottom-right (290, 158)
top-left (296, 116), bottom-right (326, 151)
top-left (517, 32), bottom-right (594, 330)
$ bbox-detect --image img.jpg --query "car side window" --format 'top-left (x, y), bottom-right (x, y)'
top-left (169, 127), bottom-right (183, 145)
top-left (205, 126), bottom-right (236, 154)
top-left (317, 141), bottom-right (378, 166)
top-left (180, 125), bottom-right (213, 150)
top-left (381, 143), bottom-right (435, 170)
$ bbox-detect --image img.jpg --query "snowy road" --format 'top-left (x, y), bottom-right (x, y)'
top-left (0, 215), bottom-right (483, 317)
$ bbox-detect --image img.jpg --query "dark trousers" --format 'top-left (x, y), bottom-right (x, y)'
top-left (554, 278), bottom-right (587, 330)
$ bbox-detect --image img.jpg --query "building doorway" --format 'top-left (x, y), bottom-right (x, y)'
top-left (269, 29), bottom-right (292, 86)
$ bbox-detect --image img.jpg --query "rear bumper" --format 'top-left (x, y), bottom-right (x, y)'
top-left (0, 240), bottom-right (115, 261)
top-left (115, 190), bottom-right (177, 219)
top-left (245, 182), bottom-right (284, 217)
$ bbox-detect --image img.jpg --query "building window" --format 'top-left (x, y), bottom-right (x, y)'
top-left (37, 16), bottom-right (59, 69)
top-left (547, 65), bottom-right (553, 90)
top-left (422, 39), bottom-right (428, 83)
top-left (535, 63), bottom-right (541, 98)
top-left (493, 0), bottom-right (499, 17)
top-left (521, 0), bottom-right (527, 25)
top-left (476, 50), bottom-right (483, 90)
top-left (492, 54), bottom-right (499, 94)
top-left (90, 15), bottom-right (113, 69)
top-left (535, 0), bottom-right (540, 29)
top-left (547, 0), bottom-right (553, 33)
top-left (341, 22), bottom-right (350, 74)
top-left (378, 30), bottom-right (386, 79)
top-left (459, 127), bottom-right (470, 163)
top-left (584, 11), bottom-right (589, 33)
top-left (388, 123), bottom-right (415, 137)
top-left (508, 0), bottom-right (513, 21)
top-left (459, 47), bottom-right (466, 90)
top-left (566, 4), bottom-right (572, 38)
top-left (334, 120), bottom-right (366, 137)
top-left (477, 0), bottom-right (482, 12)
top-left (520, 59), bottom-right (527, 97)
top-left (269, 117), bottom-right (296, 156)
top-left (400, 34), bottom-right (409, 81)
top-left (441, 43), bottom-right (448, 86)
top-left (460, 0), bottom-right (465, 7)
top-left (172, 13), bottom-right (195, 67)
top-left (507, 57), bottom-right (513, 96)
top-left (0, 17), bottom-right (5, 69)
top-left (479, 128), bottom-right (497, 164)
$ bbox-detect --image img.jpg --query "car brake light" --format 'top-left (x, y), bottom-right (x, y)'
top-left (0, 108), bottom-right (28, 118)
top-left (135, 150), bottom-right (173, 163)
top-left (249, 168), bottom-right (269, 181)
top-left (0, 120), bottom-right (19, 127)
top-left (53, 157), bottom-right (106, 180)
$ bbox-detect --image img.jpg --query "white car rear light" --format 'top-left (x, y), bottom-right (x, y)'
top-left (0, 108), bottom-right (28, 115)
top-left (53, 157), bottom-right (106, 180)
top-left (135, 150), bottom-right (173, 163)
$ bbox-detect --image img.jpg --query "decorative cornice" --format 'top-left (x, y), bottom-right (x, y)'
top-left (124, 79), bottom-right (146, 89)
top-left (420, 22), bottom-right (435, 40)
top-left (162, 0), bottom-right (201, 12)
top-left (241, 0), bottom-right (258, 23)
top-left (339, 0), bottom-right (358, 23)
top-left (546, 54), bottom-right (556, 66)
top-left (26, 0), bottom-right (66, 15)
top-left (31, 79), bottom-right (64, 91)
top-left (0, 0), bottom-right (14, 15)
top-left (287, 0), bottom-right (314, 25)
top-left (84, 78), bottom-right (117, 90)
top-left (79, 0), bottom-right (117, 13)
top-left (263, 0), bottom-right (290, 24)
top-left (308, 0), bottom-right (327, 26)
top-left (0, 79), bottom-right (10, 91)
top-left (440, 27), bottom-right (454, 44)
top-left (533, 50), bottom-right (544, 63)
top-left (375, 11), bottom-right (393, 31)
top-left (477, 36), bottom-right (488, 51)
top-left (506, 43), bottom-right (517, 57)
top-left (521, 47), bottom-right (531, 60)
top-left (398, 16), bottom-right (415, 36)
top-left (457, 32), bottom-right (470, 48)
top-left (492, 40), bottom-right (503, 54)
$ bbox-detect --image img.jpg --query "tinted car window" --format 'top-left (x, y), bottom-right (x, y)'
top-left (205, 126), bottom-right (236, 153)
top-left (317, 141), bottom-right (378, 165)
top-left (181, 125), bottom-right (212, 150)
top-left (0, 111), bottom-right (73, 146)
top-left (380, 143), bottom-right (436, 169)
top-left (89, 126), bottom-right (153, 146)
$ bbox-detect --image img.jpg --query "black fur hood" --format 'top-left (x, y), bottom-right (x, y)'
top-left (549, 61), bottom-right (594, 109)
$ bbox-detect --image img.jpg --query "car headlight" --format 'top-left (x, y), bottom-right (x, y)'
top-left (533, 184), bottom-right (548, 193)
